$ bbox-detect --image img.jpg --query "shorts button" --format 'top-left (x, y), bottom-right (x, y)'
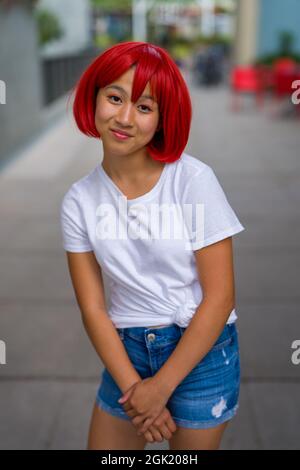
top-left (147, 333), bottom-right (156, 342)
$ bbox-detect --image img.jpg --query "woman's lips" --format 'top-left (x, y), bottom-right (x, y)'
top-left (110, 129), bottom-right (132, 140)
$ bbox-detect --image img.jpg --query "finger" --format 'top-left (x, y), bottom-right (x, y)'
top-left (167, 417), bottom-right (177, 433)
top-left (150, 414), bottom-right (173, 441)
top-left (138, 417), bottom-right (155, 434)
top-left (148, 425), bottom-right (164, 443)
top-left (157, 421), bottom-right (173, 440)
top-left (122, 403), bottom-right (135, 412)
top-left (159, 409), bottom-right (177, 434)
top-left (142, 426), bottom-right (163, 444)
top-left (123, 405), bottom-right (138, 416)
top-left (150, 411), bottom-right (176, 440)
top-left (126, 410), bottom-right (140, 420)
top-left (132, 414), bottom-right (147, 427)
top-left (123, 405), bottom-right (136, 415)
top-left (144, 430), bottom-right (154, 444)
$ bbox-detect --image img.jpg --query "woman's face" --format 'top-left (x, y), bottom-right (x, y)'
top-left (95, 66), bottom-right (160, 157)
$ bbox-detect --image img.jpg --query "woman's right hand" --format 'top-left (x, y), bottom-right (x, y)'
top-left (137, 406), bottom-right (177, 443)
top-left (121, 381), bottom-right (177, 443)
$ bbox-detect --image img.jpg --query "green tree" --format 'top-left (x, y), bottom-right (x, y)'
top-left (34, 8), bottom-right (63, 46)
top-left (90, 0), bottom-right (132, 12)
top-left (278, 31), bottom-right (295, 56)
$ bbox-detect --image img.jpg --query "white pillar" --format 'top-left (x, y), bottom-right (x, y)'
top-left (233, 0), bottom-right (259, 65)
top-left (200, 0), bottom-right (215, 37)
top-left (132, 0), bottom-right (148, 42)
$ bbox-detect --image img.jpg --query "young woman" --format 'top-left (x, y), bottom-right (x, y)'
top-left (60, 41), bottom-right (245, 450)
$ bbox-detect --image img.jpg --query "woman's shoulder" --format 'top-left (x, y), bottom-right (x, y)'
top-left (61, 166), bottom-right (99, 202)
top-left (175, 152), bottom-right (213, 180)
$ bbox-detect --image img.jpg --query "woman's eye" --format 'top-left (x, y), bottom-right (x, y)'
top-left (107, 95), bottom-right (151, 112)
top-left (139, 105), bottom-right (151, 112)
top-left (108, 95), bottom-right (120, 103)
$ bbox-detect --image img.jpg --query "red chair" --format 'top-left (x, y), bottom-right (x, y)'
top-left (293, 73), bottom-right (300, 117)
top-left (271, 61), bottom-right (299, 117)
top-left (256, 64), bottom-right (275, 90)
top-left (273, 71), bottom-right (297, 97)
top-left (273, 57), bottom-right (297, 74)
top-left (230, 66), bottom-right (265, 111)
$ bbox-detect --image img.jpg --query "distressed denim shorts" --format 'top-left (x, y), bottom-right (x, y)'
top-left (96, 322), bottom-right (241, 429)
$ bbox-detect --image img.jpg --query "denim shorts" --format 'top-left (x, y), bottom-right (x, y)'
top-left (96, 322), bottom-right (240, 429)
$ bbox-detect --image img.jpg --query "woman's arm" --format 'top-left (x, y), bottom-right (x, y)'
top-left (150, 236), bottom-right (236, 397)
top-left (65, 251), bottom-right (141, 394)
top-left (66, 250), bottom-right (178, 443)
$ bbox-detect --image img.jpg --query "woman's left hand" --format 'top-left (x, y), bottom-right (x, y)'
top-left (118, 377), bottom-right (170, 434)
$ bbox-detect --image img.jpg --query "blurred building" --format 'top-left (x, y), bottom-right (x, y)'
top-left (257, 0), bottom-right (300, 57)
top-left (91, 3), bottom-right (131, 46)
top-left (150, 0), bottom-right (235, 41)
top-left (234, 0), bottom-right (300, 65)
top-left (0, 0), bottom-right (95, 168)
top-left (38, 0), bottom-right (92, 56)
top-left (0, 1), bottom-right (42, 166)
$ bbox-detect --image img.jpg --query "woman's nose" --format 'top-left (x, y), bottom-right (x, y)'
top-left (116, 102), bottom-right (135, 125)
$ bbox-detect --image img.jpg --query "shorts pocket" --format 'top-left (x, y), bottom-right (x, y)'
top-left (211, 335), bottom-right (233, 351)
top-left (192, 327), bottom-right (238, 372)
top-left (210, 324), bottom-right (237, 352)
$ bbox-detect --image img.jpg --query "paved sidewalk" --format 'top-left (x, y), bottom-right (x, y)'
top-left (0, 74), bottom-right (299, 449)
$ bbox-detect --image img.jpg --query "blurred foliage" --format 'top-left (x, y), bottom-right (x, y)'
top-left (94, 33), bottom-right (114, 48)
top-left (90, 0), bottom-right (131, 11)
top-left (255, 31), bottom-right (300, 65)
top-left (193, 34), bottom-right (232, 46)
top-left (34, 8), bottom-right (63, 46)
top-left (0, 0), bottom-right (38, 8)
top-left (278, 31), bottom-right (295, 56)
top-left (93, 33), bottom-right (133, 48)
top-left (190, 34), bottom-right (233, 55)
top-left (214, 6), bottom-right (234, 15)
top-left (89, 0), bottom-right (234, 57)
top-left (255, 52), bottom-right (300, 66)
top-left (170, 43), bottom-right (191, 60)
top-left (89, 0), bottom-right (229, 12)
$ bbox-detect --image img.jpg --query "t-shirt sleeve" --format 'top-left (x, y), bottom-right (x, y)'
top-left (182, 166), bottom-right (245, 251)
top-left (60, 184), bottom-right (93, 252)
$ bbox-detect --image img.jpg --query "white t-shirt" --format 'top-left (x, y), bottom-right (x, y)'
top-left (60, 152), bottom-right (245, 328)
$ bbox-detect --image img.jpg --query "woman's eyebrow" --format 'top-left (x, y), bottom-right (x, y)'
top-left (104, 84), bottom-right (155, 101)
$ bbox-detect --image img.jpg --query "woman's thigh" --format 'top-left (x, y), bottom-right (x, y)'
top-left (95, 322), bottom-right (240, 447)
top-left (87, 402), bottom-right (147, 450)
top-left (168, 421), bottom-right (229, 450)
top-left (164, 323), bottom-right (241, 431)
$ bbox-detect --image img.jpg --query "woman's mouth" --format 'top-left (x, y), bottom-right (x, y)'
top-left (110, 130), bottom-right (132, 140)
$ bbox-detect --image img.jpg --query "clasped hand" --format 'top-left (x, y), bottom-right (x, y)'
top-left (118, 377), bottom-right (172, 436)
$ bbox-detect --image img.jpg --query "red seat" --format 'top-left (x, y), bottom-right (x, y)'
top-left (230, 66), bottom-right (265, 111)
top-left (273, 71), bottom-right (297, 97)
top-left (272, 59), bottom-right (297, 98)
top-left (270, 61), bottom-right (300, 117)
top-left (273, 58), bottom-right (297, 74)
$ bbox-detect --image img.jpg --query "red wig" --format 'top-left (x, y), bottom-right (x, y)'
top-left (70, 41), bottom-right (192, 163)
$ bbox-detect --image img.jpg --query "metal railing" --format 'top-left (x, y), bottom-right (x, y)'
top-left (41, 46), bottom-right (101, 106)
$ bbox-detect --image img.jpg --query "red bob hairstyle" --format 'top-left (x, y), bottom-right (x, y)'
top-left (70, 41), bottom-right (192, 163)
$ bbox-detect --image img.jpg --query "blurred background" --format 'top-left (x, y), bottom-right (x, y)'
top-left (0, 0), bottom-right (299, 450)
